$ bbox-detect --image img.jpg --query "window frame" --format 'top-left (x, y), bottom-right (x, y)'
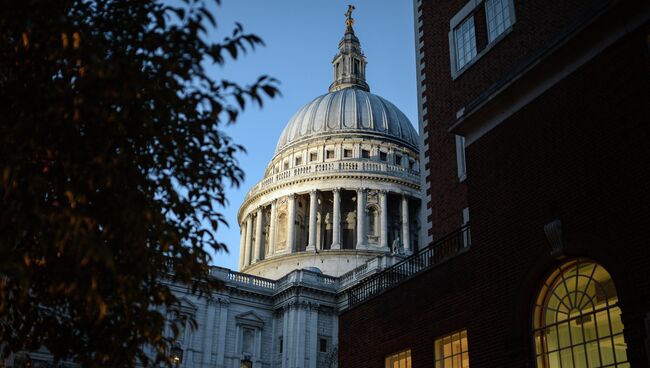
top-left (532, 259), bottom-right (629, 368)
top-left (453, 15), bottom-right (478, 72)
top-left (319, 337), bottom-right (328, 353)
top-left (448, 0), bottom-right (516, 79)
top-left (434, 329), bottom-right (470, 368)
top-left (455, 135), bottom-right (467, 182)
top-left (485, 0), bottom-right (515, 43)
top-left (385, 349), bottom-right (412, 368)
top-left (394, 154), bottom-right (403, 166)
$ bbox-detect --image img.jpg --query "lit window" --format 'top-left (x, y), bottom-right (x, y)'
top-left (343, 148), bottom-right (353, 158)
top-left (309, 152), bottom-right (318, 162)
top-left (454, 16), bottom-right (477, 70)
top-left (485, 0), bottom-right (513, 43)
top-left (434, 330), bottom-right (469, 368)
top-left (379, 151), bottom-right (388, 161)
top-left (533, 260), bottom-right (629, 368)
top-left (361, 149), bottom-right (370, 159)
top-left (326, 149), bottom-right (335, 159)
top-left (385, 349), bottom-right (411, 368)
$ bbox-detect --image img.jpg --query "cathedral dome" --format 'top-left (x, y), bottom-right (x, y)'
top-left (275, 88), bottom-right (419, 154)
top-left (237, 9), bottom-right (422, 280)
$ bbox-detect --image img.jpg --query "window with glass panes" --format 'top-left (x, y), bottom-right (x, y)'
top-left (434, 330), bottom-right (469, 368)
top-left (385, 349), bottom-right (411, 368)
top-left (454, 17), bottom-right (477, 70)
top-left (485, 0), bottom-right (513, 42)
top-left (533, 260), bottom-right (629, 367)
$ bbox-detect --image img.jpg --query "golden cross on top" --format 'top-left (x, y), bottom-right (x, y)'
top-left (345, 5), bottom-right (356, 30)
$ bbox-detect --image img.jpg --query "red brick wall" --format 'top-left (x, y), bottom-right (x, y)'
top-left (419, 0), bottom-right (611, 239)
top-left (340, 16), bottom-right (650, 368)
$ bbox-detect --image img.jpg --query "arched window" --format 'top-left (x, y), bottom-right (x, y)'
top-left (533, 259), bottom-right (628, 367)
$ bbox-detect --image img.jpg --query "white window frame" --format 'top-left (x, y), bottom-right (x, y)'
top-left (455, 135), bottom-right (467, 182)
top-left (448, 0), bottom-right (516, 79)
top-left (485, 0), bottom-right (515, 43)
top-left (453, 16), bottom-right (477, 72)
top-left (462, 207), bottom-right (471, 247)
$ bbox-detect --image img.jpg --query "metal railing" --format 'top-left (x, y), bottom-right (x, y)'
top-left (346, 224), bottom-right (471, 308)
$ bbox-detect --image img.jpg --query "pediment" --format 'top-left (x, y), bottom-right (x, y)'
top-left (235, 311), bottom-right (265, 328)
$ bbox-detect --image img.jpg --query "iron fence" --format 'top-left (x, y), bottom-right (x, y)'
top-left (346, 224), bottom-right (471, 308)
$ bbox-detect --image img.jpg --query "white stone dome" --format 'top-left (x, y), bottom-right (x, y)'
top-left (237, 20), bottom-right (422, 280)
top-left (276, 88), bottom-right (418, 154)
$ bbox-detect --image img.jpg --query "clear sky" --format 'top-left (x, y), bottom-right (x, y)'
top-left (206, 0), bottom-right (418, 271)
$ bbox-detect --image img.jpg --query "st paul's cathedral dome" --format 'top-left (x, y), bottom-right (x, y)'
top-left (238, 11), bottom-right (421, 279)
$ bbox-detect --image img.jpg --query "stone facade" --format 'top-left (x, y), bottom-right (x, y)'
top-left (167, 11), bottom-right (421, 368)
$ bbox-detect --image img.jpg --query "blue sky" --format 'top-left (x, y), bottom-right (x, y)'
top-left (207, 1), bottom-right (418, 271)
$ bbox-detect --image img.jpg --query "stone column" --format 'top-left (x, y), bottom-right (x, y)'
top-left (308, 305), bottom-right (319, 368)
top-left (331, 188), bottom-right (341, 249)
top-left (287, 194), bottom-right (296, 252)
top-left (295, 303), bottom-right (307, 368)
top-left (281, 306), bottom-right (290, 368)
top-left (254, 207), bottom-right (264, 262)
top-left (244, 215), bottom-right (253, 266)
top-left (379, 190), bottom-right (388, 249)
top-left (307, 190), bottom-right (318, 251)
top-left (215, 298), bottom-right (230, 368)
top-left (201, 301), bottom-right (217, 366)
top-left (356, 188), bottom-right (366, 249)
top-left (268, 199), bottom-right (277, 256)
top-left (238, 221), bottom-right (246, 270)
top-left (402, 194), bottom-right (411, 254)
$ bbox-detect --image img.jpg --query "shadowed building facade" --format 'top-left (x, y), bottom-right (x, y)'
top-left (338, 0), bottom-right (650, 367)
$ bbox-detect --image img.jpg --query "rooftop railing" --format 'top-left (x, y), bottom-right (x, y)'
top-left (245, 159), bottom-right (420, 200)
top-left (346, 224), bottom-right (471, 309)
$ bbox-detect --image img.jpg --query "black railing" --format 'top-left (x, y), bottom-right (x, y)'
top-left (346, 224), bottom-right (471, 308)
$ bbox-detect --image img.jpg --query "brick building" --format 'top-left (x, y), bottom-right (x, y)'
top-left (339, 0), bottom-right (650, 367)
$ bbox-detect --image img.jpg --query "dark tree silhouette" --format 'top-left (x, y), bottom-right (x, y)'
top-left (0, 0), bottom-right (278, 366)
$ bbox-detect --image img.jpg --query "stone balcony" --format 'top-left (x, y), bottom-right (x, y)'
top-left (244, 159), bottom-right (420, 201)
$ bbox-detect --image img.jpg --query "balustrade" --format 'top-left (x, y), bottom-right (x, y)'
top-left (245, 159), bottom-right (419, 200)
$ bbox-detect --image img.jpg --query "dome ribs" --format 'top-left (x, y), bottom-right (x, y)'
top-left (274, 89), bottom-right (418, 153)
top-left (342, 89), bottom-right (356, 129)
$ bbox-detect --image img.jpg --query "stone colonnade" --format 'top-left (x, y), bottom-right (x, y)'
top-left (240, 188), bottom-right (416, 268)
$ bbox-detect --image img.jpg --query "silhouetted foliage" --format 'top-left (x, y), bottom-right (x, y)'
top-left (0, 0), bottom-right (278, 366)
